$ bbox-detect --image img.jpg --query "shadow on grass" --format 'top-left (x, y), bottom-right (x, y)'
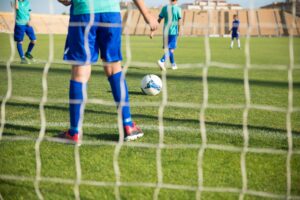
top-left (129, 91), bottom-right (146, 96)
top-left (3, 123), bottom-right (119, 142)
top-left (2, 64), bottom-right (299, 89)
top-left (5, 101), bottom-right (116, 116)
top-left (107, 90), bottom-right (145, 96)
top-left (3, 123), bottom-right (61, 137)
top-left (4, 101), bottom-right (300, 142)
top-left (0, 180), bottom-right (35, 194)
top-left (84, 132), bottom-right (119, 142)
top-left (0, 179), bottom-right (74, 199)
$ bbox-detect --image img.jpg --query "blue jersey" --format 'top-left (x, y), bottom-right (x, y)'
top-left (231, 19), bottom-right (240, 34)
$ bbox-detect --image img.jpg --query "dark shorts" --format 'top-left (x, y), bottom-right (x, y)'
top-left (64, 12), bottom-right (122, 65)
top-left (14, 25), bottom-right (36, 42)
top-left (232, 32), bottom-right (239, 39)
top-left (163, 35), bottom-right (178, 50)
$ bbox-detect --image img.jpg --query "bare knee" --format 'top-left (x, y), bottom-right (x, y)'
top-left (71, 65), bottom-right (91, 83)
top-left (103, 60), bottom-right (122, 77)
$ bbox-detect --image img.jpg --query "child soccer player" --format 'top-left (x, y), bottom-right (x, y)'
top-left (14, 0), bottom-right (36, 64)
top-left (230, 14), bottom-right (241, 49)
top-left (58, 0), bottom-right (158, 143)
top-left (157, 0), bottom-right (182, 71)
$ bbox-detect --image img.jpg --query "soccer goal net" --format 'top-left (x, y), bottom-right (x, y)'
top-left (0, 0), bottom-right (300, 199)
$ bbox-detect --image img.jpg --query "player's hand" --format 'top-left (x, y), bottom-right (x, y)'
top-left (150, 31), bottom-right (155, 39)
top-left (27, 21), bottom-right (31, 26)
top-left (144, 13), bottom-right (158, 31)
top-left (178, 30), bottom-right (183, 37)
top-left (144, 13), bottom-right (159, 39)
top-left (58, 0), bottom-right (71, 6)
top-left (144, 13), bottom-right (158, 39)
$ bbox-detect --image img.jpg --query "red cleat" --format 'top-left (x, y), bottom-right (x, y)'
top-left (59, 130), bottom-right (79, 144)
top-left (124, 122), bottom-right (144, 141)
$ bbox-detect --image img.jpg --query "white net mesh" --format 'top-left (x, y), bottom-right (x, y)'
top-left (0, 0), bottom-right (300, 199)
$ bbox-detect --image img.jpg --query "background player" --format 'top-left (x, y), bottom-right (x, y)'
top-left (14, 0), bottom-right (36, 64)
top-left (58, 0), bottom-right (158, 143)
top-left (157, 0), bottom-right (182, 71)
top-left (229, 14), bottom-right (241, 49)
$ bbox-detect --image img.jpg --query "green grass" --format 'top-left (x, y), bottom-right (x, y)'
top-left (0, 33), bottom-right (300, 199)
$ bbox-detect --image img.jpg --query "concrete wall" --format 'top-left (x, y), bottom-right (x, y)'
top-left (1, 9), bottom-right (300, 36)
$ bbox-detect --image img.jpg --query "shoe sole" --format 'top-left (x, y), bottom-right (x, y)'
top-left (58, 131), bottom-right (80, 145)
top-left (124, 133), bottom-right (144, 142)
top-left (124, 135), bottom-right (138, 141)
top-left (27, 58), bottom-right (36, 63)
top-left (137, 133), bottom-right (144, 138)
top-left (157, 61), bottom-right (166, 71)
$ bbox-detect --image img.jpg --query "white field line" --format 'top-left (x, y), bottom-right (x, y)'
top-left (3, 120), bottom-right (300, 141)
top-left (2, 59), bottom-right (300, 71)
top-left (0, 174), bottom-right (299, 199)
top-left (2, 96), bottom-right (300, 113)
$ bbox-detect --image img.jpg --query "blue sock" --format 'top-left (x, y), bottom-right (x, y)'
top-left (27, 42), bottom-right (35, 54)
top-left (69, 80), bottom-right (85, 136)
top-left (108, 71), bottom-right (133, 127)
top-left (169, 50), bottom-right (175, 64)
top-left (17, 43), bottom-right (24, 58)
top-left (160, 54), bottom-right (166, 62)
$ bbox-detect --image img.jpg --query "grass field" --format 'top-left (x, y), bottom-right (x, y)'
top-left (0, 33), bottom-right (300, 200)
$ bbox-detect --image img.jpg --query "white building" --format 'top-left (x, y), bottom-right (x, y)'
top-left (181, 0), bottom-right (243, 10)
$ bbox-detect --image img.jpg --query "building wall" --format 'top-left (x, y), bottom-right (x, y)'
top-left (1, 9), bottom-right (299, 37)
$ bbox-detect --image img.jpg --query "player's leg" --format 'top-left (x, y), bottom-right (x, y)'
top-left (160, 53), bottom-right (167, 63)
top-left (168, 35), bottom-right (178, 70)
top-left (169, 49), bottom-right (177, 70)
top-left (237, 36), bottom-right (241, 49)
top-left (98, 12), bottom-right (143, 141)
top-left (230, 36), bottom-right (234, 49)
top-left (66, 65), bottom-right (91, 142)
top-left (158, 53), bottom-right (167, 71)
top-left (105, 61), bottom-right (132, 127)
top-left (157, 35), bottom-right (167, 71)
top-left (104, 61), bottom-right (143, 141)
top-left (14, 25), bottom-right (27, 64)
top-left (60, 13), bottom-right (98, 143)
top-left (25, 26), bottom-right (37, 60)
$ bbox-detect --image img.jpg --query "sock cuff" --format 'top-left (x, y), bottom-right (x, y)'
top-left (108, 71), bottom-right (122, 82)
top-left (70, 79), bottom-right (83, 85)
top-left (69, 80), bottom-right (87, 100)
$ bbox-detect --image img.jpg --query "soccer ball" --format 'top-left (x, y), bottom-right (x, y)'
top-left (141, 74), bottom-right (162, 96)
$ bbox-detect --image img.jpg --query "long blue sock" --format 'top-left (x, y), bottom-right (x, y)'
top-left (27, 42), bottom-right (35, 54)
top-left (17, 43), bottom-right (24, 58)
top-left (108, 71), bottom-right (133, 127)
top-left (160, 54), bottom-right (166, 62)
top-left (169, 50), bottom-right (175, 64)
top-left (69, 80), bottom-right (85, 136)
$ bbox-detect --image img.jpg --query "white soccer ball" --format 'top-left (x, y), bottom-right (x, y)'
top-left (141, 74), bottom-right (162, 96)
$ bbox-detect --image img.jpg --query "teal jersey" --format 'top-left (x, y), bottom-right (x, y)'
top-left (71, 0), bottom-right (120, 15)
top-left (159, 4), bottom-right (182, 35)
top-left (16, 0), bottom-right (31, 25)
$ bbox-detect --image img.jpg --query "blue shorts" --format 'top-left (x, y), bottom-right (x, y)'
top-left (163, 35), bottom-right (178, 49)
top-left (64, 12), bottom-right (122, 65)
top-left (14, 25), bottom-right (36, 42)
top-left (232, 32), bottom-right (239, 39)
